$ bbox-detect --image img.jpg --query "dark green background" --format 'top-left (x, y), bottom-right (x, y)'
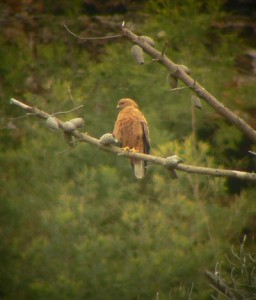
top-left (1, 0), bottom-right (256, 299)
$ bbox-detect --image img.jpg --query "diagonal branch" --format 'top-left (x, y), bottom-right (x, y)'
top-left (10, 98), bottom-right (256, 181)
top-left (205, 270), bottom-right (242, 300)
top-left (121, 26), bottom-right (256, 143)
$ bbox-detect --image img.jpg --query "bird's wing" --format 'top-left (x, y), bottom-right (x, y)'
top-left (141, 121), bottom-right (150, 154)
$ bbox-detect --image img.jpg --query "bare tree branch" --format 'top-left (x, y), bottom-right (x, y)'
top-left (10, 98), bottom-right (256, 181)
top-left (63, 24), bottom-right (123, 40)
top-left (205, 270), bottom-right (241, 300)
top-left (121, 26), bottom-right (256, 143)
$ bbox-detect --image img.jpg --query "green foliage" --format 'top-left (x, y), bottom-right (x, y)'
top-left (0, 34), bottom-right (32, 96)
top-left (1, 1), bottom-right (255, 299)
top-left (1, 132), bottom-right (251, 299)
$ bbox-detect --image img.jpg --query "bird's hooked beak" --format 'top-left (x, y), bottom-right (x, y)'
top-left (116, 104), bottom-right (121, 110)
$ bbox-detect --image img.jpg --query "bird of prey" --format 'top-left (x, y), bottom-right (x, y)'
top-left (113, 98), bottom-right (150, 179)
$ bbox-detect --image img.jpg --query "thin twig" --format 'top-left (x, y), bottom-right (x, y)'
top-left (249, 254), bottom-right (256, 264)
top-left (56, 148), bottom-right (73, 156)
top-left (11, 113), bottom-right (36, 120)
top-left (249, 150), bottom-right (256, 156)
top-left (63, 24), bottom-right (123, 40)
top-left (169, 86), bottom-right (190, 91)
top-left (188, 282), bottom-right (194, 300)
top-left (239, 235), bottom-right (246, 257)
top-left (230, 267), bottom-right (238, 287)
top-left (161, 41), bottom-right (168, 55)
top-left (231, 246), bottom-right (241, 261)
top-left (53, 105), bottom-right (83, 116)
top-left (225, 254), bottom-right (239, 268)
top-left (68, 84), bottom-right (75, 105)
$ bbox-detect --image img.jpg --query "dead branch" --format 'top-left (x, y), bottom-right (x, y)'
top-left (10, 98), bottom-right (256, 181)
top-left (63, 24), bottom-right (122, 40)
top-left (121, 26), bottom-right (256, 143)
top-left (205, 270), bottom-right (241, 300)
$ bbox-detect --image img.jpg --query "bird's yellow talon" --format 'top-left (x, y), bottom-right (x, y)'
top-left (121, 147), bottom-right (138, 153)
top-left (131, 147), bottom-right (138, 153)
top-left (121, 147), bottom-right (130, 151)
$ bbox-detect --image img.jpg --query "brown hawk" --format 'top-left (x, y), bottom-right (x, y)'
top-left (113, 98), bottom-right (150, 179)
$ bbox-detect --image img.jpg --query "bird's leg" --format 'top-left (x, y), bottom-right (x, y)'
top-left (121, 147), bottom-right (138, 153)
top-left (130, 147), bottom-right (139, 153)
top-left (121, 146), bottom-right (130, 151)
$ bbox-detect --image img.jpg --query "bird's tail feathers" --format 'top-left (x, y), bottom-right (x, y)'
top-left (133, 160), bottom-right (145, 179)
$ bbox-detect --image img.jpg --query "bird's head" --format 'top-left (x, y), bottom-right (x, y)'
top-left (116, 98), bottom-right (139, 111)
